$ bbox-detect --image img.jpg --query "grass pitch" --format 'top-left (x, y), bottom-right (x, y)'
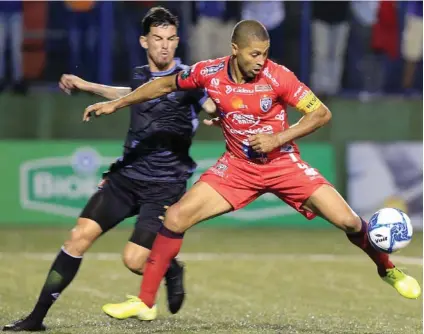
top-left (0, 227), bottom-right (422, 333)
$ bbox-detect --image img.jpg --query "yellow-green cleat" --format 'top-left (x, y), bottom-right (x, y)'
top-left (102, 295), bottom-right (157, 321)
top-left (381, 268), bottom-right (421, 299)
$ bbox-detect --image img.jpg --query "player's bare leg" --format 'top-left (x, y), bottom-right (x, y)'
top-left (103, 181), bottom-right (233, 319)
top-left (117, 241), bottom-right (185, 314)
top-left (303, 184), bottom-right (421, 299)
top-left (122, 242), bottom-right (150, 275)
top-left (3, 218), bottom-right (103, 332)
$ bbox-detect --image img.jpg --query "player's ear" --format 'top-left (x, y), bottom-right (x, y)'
top-left (175, 36), bottom-right (180, 48)
top-left (139, 36), bottom-right (148, 50)
top-left (231, 43), bottom-right (238, 56)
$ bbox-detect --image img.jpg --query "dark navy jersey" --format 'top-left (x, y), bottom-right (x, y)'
top-left (112, 59), bottom-right (207, 182)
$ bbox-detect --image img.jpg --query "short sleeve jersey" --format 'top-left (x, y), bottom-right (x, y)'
top-left (176, 56), bottom-right (320, 162)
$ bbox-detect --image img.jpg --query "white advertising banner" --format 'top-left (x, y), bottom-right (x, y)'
top-left (347, 142), bottom-right (423, 231)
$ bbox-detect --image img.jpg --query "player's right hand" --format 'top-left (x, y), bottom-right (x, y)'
top-left (83, 101), bottom-right (117, 122)
top-left (59, 74), bottom-right (90, 94)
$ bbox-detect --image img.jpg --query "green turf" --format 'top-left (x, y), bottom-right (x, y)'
top-left (0, 227), bottom-right (422, 333)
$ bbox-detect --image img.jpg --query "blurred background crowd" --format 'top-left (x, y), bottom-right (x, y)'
top-left (0, 0), bottom-right (422, 99)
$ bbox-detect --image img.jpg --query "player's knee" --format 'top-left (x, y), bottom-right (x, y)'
top-left (122, 244), bottom-right (149, 275)
top-left (339, 214), bottom-right (361, 233)
top-left (164, 204), bottom-right (192, 234)
top-left (122, 253), bottom-right (145, 275)
top-left (63, 218), bottom-right (99, 256)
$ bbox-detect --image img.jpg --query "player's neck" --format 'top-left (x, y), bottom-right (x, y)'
top-left (229, 57), bottom-right (248, 84)
top-left (148, 58), bottom-right (176, 73)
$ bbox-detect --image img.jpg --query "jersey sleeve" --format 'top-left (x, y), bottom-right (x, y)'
top-left (274, 65), bottom-right (322, 113)
top-left (176, 61), bottom-right (207, 90)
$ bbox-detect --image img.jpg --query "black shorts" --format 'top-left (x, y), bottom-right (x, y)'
top-left (80, 172), bottom-right (186, 246)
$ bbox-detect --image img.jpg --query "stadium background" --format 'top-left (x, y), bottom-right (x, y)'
top-left (0, 1), bottom-right (422, 334)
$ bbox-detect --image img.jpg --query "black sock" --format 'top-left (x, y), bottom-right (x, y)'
top-left (28, 247), bottom-right (83, 322)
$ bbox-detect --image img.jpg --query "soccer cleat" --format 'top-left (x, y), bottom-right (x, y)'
top-left (165, 259), bottom-right (185, 314)
top-left (102, 295), bottom-right (157, 321)
top-left (381, 267), bottom-right (421, 299)
top-left (2, 318), bottom-right (46, 332)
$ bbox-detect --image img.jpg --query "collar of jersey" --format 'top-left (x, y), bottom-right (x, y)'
top-left (151, 58), bottom-right (181, 77)
top-left (226, 56), bottom-right (258, 84)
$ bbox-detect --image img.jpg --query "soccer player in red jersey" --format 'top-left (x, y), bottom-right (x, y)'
top-left (84, 20), bottom-right (421, 320)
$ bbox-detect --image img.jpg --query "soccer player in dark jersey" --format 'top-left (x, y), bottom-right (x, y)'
top-left (3, 7), bottom-right (216, 332)
top-left (82, 19), bottom-right (420, 321)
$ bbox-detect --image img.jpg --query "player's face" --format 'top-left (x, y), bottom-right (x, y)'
top-left (140, 25), bottom-right (179, 69)
top-left (233, 39), bottom-right (270, 79)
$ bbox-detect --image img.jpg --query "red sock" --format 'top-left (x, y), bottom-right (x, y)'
top-left (346, 218), bottom-right (394, 276)
top-left (139, 227), bottom-right (184, 308)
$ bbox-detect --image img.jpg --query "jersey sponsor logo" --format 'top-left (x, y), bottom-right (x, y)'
top-left (263, 67), bottom-right (280, 87)
top-left (200, 62), bottom-right (225, 76)
top-left (180, 69), bottom-right (191, 80)
top-left (226, 112), bottom-right (260, 127)
top-left (255, 84), bottom-right (272, 92)
top-left (293, 86), bottom-right (304, 98)
top-left (210, 162), bottom-right (228, 177)
top-left (211, 78), bottom-right (220, 87)
top-left (260, 96), bottom-right (273, 113)
top-left (230, 96), bottom-right (247, 109)
top-left (297, 89), bottom-right (308, 100)
top-left (225, 85), bottom-right (255, 94)
top-left (227, 124), bottom-right (273, 136)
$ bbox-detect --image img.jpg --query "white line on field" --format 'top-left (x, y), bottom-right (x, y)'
top-left (0, 252), bottom-right (421, 265)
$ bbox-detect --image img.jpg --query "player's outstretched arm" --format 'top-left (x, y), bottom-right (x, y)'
top-left (83, 74), bottom-right (178, 121)
top-left (59, 74), bottom-right (131, 100)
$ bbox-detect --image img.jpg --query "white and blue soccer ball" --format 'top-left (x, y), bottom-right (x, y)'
top-left (367, 208), bottom-right (413, 254)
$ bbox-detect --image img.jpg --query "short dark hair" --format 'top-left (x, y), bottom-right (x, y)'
top-left (142, 6), bottom-right (179, 35)
top-left (231, 20), bottom-right (269, 48)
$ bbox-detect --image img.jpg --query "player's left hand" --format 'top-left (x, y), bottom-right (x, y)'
top-left (248, 133), bottom-right (281, 153)
top-left (203, 117), bottom-right (221, 127)
top-left (83, 101), bottom-right (117, 122)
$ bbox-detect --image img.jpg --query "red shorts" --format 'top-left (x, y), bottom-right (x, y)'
top-left (198, 152), bottom-right (332, 220)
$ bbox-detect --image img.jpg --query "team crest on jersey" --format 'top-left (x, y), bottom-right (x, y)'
top-left (200, 62), bottom-right (225, 76)
top-left (260, 96), bottom-right (273, 112)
